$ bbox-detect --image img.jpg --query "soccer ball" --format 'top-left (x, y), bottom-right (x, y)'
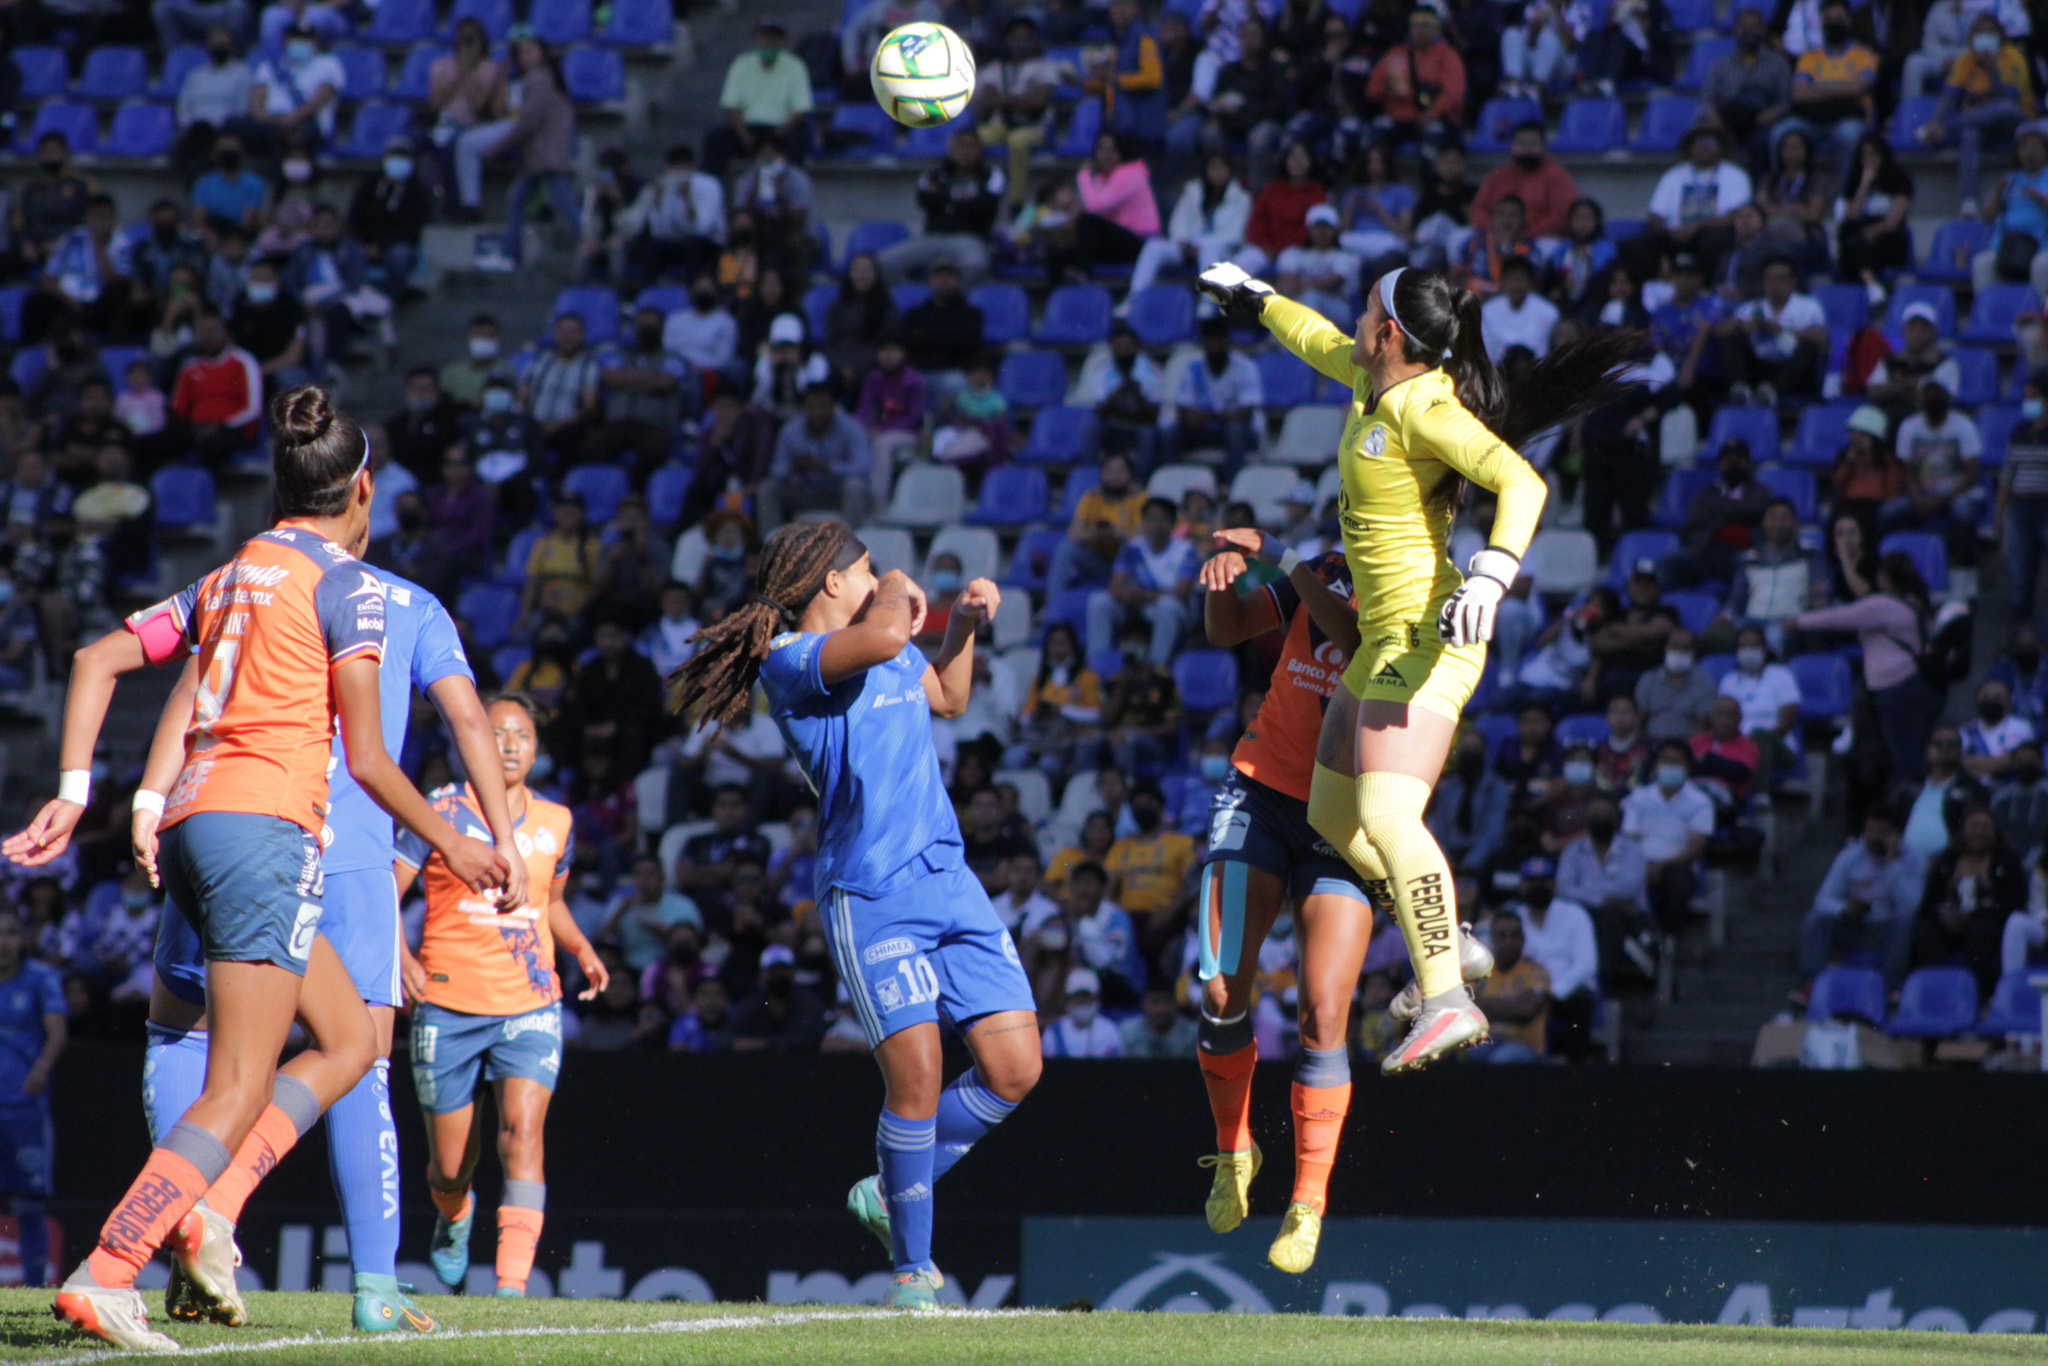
top-left (871, 22), bottom-right (977, 129)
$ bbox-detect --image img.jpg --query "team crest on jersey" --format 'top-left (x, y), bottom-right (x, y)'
top-left (1361, 425), bottom-right (1388, 458)
top-left (513, 826), bottom-right (560, 859)
top-left (875, 977), bottom-right (904, 1012)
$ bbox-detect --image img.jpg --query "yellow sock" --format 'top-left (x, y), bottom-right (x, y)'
top-left (1308, 763), bottom-right (1390, 897)
top-left (1356, 771), bottom-right (1463, 999)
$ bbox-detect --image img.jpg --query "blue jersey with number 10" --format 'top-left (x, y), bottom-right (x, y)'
top-left (758, 631), bottom-right (963, 900)
top-left (322, 570), bottom-right (472, 874)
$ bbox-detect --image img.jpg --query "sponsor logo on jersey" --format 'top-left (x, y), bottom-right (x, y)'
top-left (288, 901), bottom-right (322, 960)
top-left (863, 937), bottom-right (916, 965)
top-left (347, 571), bottom-right (387, 602)
top-left (502, 1010), bottom-right (562, 1041)
top-left (388, 585), bottom-right (412, 607)
top-left (1371, 661), bottom-right (1405, 685)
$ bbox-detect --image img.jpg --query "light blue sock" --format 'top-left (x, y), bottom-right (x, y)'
top-left (142, 1023), bottom-right (210, 1147)
top-left (930, 1068), bottom-right (1017, 1184)
top-left (875, 1109), bottom-right (936, 1274)
top-left (325, 1058), bottom-right (401, 1279)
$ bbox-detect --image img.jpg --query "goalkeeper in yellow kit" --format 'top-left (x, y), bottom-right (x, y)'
top-left (1198, 262), bottom-right (1638, 1077)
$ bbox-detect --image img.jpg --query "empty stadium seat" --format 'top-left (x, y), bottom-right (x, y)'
top-left (903, 120), bottom-right (970, 159)
top-left (1005, 527), bottom-right (1068, 591)
top-left (1879, 530), bottom-right (1948, 593)
top-left (843, 219), bottom-right (912, 266)
top-left (1042, 587), bottom-right (1095, 629)
top-left (827, 105), bottom-right (899, 158)
top-left (1889, 967), bottom-right (1979, 1038)
top-left (1952, 348), bottom-right (2000, 406)
top-left (1678, 36), bottom-right (1734, 91)
top-left (1549, 98), bottom-right (1625, 154)
top-left (883, 464), bottom-right (966, 527)
top-left (1790, 651), bottom-right (1853, 723)
top-left (1256, 350), bottom-right (1317, 409)
top-left (448, 0), bottom-right (513, 38)
top-left (1607, 529), bottom-right (1680, 583)
top-left (1888, 94), bottom-right (1939, 152)
top-left (21, 102), bottom-right (97, 154)
top-left (859, 525), bottom-right (916, 576)
top-left (1979, 404), bottom-right (2023, 467)
top-left (1885, 284), bottom-right (1956, 337)
top-left (563, 46), bottom-right (625, 102)
top-left (0, 287), bottom-right (27, 345)
top-left (13, 48), bottom-right (69, 100)
top-left (562, 463), bottom-right (628, 524)
top-left (969, 284), bottom-right (1030, 345)
top-left (365, 0), bottom-right (434, 42)
top-left (1806, 966), bottom-right (1886, 1025)
top-left (964, 466), bottom-right (1050, 527)
top-left (331, 45), bottom-right (385, 100)
top-left (1626, 94), bottom-right (1697, 153)
top-left (1812, 282), bottom-right (1870, 337)
top-left (1147, 464), bottom-right (1217, 503)
top-left (890, 282), bottom-right (930, 314)
top-left (155, 45), bottom-right (206, 97)
top-left (1230, 465), bottom-right (1300, 524)
top-left (1052, 98), bottom-right (1101, 158)
top-left (992, 591), bottom-right (1034, 650)
top-left (150, 467), bottom-right (216, 532)
top-left (1173, 648), bottom-right (1239, 713)
top-left (1704, 406), bottom-right (1779, 465)
top-left (1661, 590), bottom-right (1718, 636)
top-left (1757, 466), bottom-right (1817, 521)
top-left (1554, 713), bottom-right (1610, 748)
top-left (927, 525), bottom-right (999, 582)
top-left (999, 352), bottom-right (1069, 411)
top-left (531, 0), bottom-right (594, 44)
top-left (393, 46), bottom-right (445, 101)
top-left (1961, 283), bottom-right (2038, 345)
top-left (335, 102), bottom-right (411, 159)
top-left (552, 286), bottom-right (621, 343)
top-left (599, 0), bottom-right (674, 44)
top-left (1665, 0), bottom-right (1715, 31)
top-left (458, 583), bottom-right (521, 648)
top-left (1790, 400), bottom-right (1859, 466)
top-left (1018, 405), bottom-right (1101, 466)
top-left (645, 463), bottom-right (690, 530)
top-left (1126, 286), bottom-right (1195, 348)
top-left (75, 46), bottom-right (147, 101)
top-left (1467, 97), bottom-right (1541, 154)
top-left (1921, 220), bottom-right (1989, 284)
top-left (800, 283), bottom-right (834, 343)
top-left (500, 525), bottom-right (545, 583)
top-left (1055, 464), bottom-right (1101, 521)
top-left (1034, 284), bottom-right (1114, 347)
top-left (1978, 970), bottom-right (2042, 1037)
top-left (1526, 528), bottom-right (1597, 597)
top-left (1268, 406), bottom-right (1347, 468)
top-left (635, 284), bottom-right (689, 318)
top-left (1654, 467), bottom-right (1715, 528)
top-left (105, 101), bottom-right (174, 158)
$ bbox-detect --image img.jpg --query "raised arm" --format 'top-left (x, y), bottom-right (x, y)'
top-left (819, 569), bottom-right (927, 685)
top-left (923, 578), bottom-right (998, 719)
top-left (427, 672), bottom-right (528, 912)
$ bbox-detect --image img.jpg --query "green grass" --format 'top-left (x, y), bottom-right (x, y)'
top-left (0, 1293), bottom-right (2044, 1364)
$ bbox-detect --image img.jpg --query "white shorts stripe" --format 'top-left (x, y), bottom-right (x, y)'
top-left (830, 890), bottom-right (883, 1047)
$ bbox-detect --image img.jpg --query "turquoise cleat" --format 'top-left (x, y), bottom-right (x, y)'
top-left (429, 1203), bottom-right (474, 1290)
top-left (353, 1274), bottom-right (436, 1333)
top-left (882, 1268), bottom-right (943, 1312)
top-left (846, 1175), bottom-right (892, 1256)
top-left (493, 1285), bottom-right (526, 1298)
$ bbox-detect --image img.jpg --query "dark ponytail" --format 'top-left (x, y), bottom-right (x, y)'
top-left (1387, 269), bottom-right (1506, 432)
top-left (666, 520), bottom-right (869, 728)
top-left (269, 384), bottom-right (366, 522)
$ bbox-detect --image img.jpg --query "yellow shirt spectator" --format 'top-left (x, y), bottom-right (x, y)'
top-left (1069, 485), bottom-right (1146, 544)
top-left (1476, 955), bottom-right (1552, 1053)
top-left (1105, 828), bottom-right (1196, 915)
top-left (1794, 41), bottom-right (1878, 116)
top-left (1942, 42), bottom-right (2038, 117)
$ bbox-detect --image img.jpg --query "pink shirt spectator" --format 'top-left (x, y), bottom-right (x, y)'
top-left (1077, 162), bottom-right (1160, 237)
top-left (1792, 594), bottom-right (1921, 689)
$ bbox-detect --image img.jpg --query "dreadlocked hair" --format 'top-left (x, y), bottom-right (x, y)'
top-left (667, 520), bottom-right (860, 728)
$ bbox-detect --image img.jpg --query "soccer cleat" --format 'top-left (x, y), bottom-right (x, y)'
top-left (1196, 1142), bottom-right (1262, 1234)
top-left (429, 1203), bottom-right (474, 1289)
top-left (1268, 1201), bottom-right (1323, 1274)
top-left (161, 1258), bottom-right (201, 1324)
top-left (882, 1268), bottom-right (944, 1312)
top-left (53, 1270), bottom-right (180, 1352)
top-left (170, 1204), bottom-right (247, 1327)
top-left (1381, 989), bottom-right (1490, 1074)
top-left (1388, 925), bottom-right (1496, 1021)
top-left (353, 1274), bottom-right (437, 1333)
top-left (847, 1174), bottom-right (892, 1255)
top-left (494, 1285), bottom-right (526, 1298)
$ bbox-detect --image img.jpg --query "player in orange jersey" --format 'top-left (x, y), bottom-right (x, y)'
top-left (4, 387), bottom-right (510, 1350)
top-left (396, 692), bottom-right (608, 1299)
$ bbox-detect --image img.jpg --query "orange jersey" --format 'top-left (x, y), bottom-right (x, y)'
top-left (129, 524), bottom-right (387, 837)
top-left (1231, 551), bottom-right (1356, 802)
top-left (397, 784), bottom-right (574, 1017)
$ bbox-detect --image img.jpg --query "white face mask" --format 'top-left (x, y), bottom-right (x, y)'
top-left (1199, 754), bottom-right (1231, 781)
top-left (1563, 760), bottom-right (1595, 786)
top-left (2025, 397), bottom-right (2044, 420)
top-left (469, 336), bottom-right (500, 360)
top-left (1665, 650), bottom-right (1694, 673)
top-left (1066, 1001), bottom-right (1098, 1027)
top-left (1973, 31), bottom-right (2001, 53)
top-left (1737, 646), bottom-right (1766, 673)
top-left (1656, 764), bottom-right (1687, 791)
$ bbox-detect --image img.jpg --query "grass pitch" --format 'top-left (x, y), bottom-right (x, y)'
top-left (0, 1292), bottom-right (2041, 1364)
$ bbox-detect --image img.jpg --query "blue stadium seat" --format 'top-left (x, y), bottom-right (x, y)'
top-left (903, 119), bottom-right (970, 159)
top-left (970, 284), bottom-right (1030, 344)
top-left (1812, 282), bottom-right (1869, 337)
top-left (1884, 284), bottom-right (1955, 337)
top-left (332, 46), bottom-right (385, 101)
top-left (1698, 651), bottom-right (1736, 684)
top-left (458, 584), bottom-right (521, 648)
top-left (1790, 400), bottom-right (1858, 466)
top-left (599, 0), bottom-right (674, 44)
top-left (1879, 531), bottom-right (1948, 593)
top-left (1952, 348), bottom-right (2000, 406)
top-left (1704, 405), bottom-right (1779, 465)
top-left (0, 287), bottom-right (27, 345)
top-left (1678, 36), bottom-right (1734, 92)
top-left (999, 352), bottom-right (1069, 410)
top-left (1979, 404), bottom-right (2023, 467)
top-left (552, 286), bottom-right (621, 343)
top-left (1549, 98), bottom-right (1625, 154)
top-left (448, 0), bottom-right (513, 39)
top-left (1654, 467), bottom-right (1715, 528)
top-left (562, 463), bottom-right (629, 524)
top-left (645, 463), bottom-right (690, 530)
top-left (9, 350), bottom-right (45, 391)
top-left (500, 525), bottom-right (544, 584)
top-left (105, 101), bottom-right (174, 158)
top-left (1554, 713), bottom-right (1610, 748)
top-left (1789, 652), bottom-right (1853, 723)
top-left (1034, 284), bottom-right (1114, 346)
top-left (155, 45), bottom-right (207, 98)
top-left (1961, 283), bottom-right (2038, 345)
top-left (1889, 966), bottom-right (1979, 1038)
top-left (1806, 966), bottom-right (1885, 1025)
top-left (828, 104), bottom-right (899, 158)
top-left (1018, 405), bottom-right (1101, 464)
top-left (531, 0), bottom-right (593, 44)
top-left (1174, 648), bottom-right (1238, 712)
top-left (1126, 285), bottom-right (1195, 348)
top-left (890, 282), bottom-right (930, 314)
top-left (1662, 591), bottom-right (1718, 636)
top-left (20, 102), bottom-right (97, 155)
top-left (635, 284), bottom-right (689, 318)
top-left (75, 46), bottom-right (147, 101)
top-left (1628, 95), bottom-right (1699, 154)
top-left (1978, 970), bottom-right (2042, 1037)
top-left (1921, 220), bottom-right (1989, 284)
top-left (394, 47), bottom-right (446, 102)
top-left (1055, 464), bottom-right (1101, 521)
top-left (150, 467), bottom-right (216, 532)
top-left (1052, 98), bottom-right (1102, 159)
top-left (1888, 95), bottom-right (1939, 152)
top-left (1086, 647), bottom-right (1124, 680)
top-left (563, 46), bottom-right (624, 102)
top-left (842, 219), bottom-right (912, 266)
top-left (1005, 527), bottom-right (1068, 590)
top-left (13, 48), bottom-right (69, 100)
top-left (800, 284), bottom-right (834, 344)
top-left (335, 102), bottom-right (411, 159)
top-left (1607, 529), bottom-right (1680, 584)
top-left (965, 466), bottom-right (1050, 527)
top-left (1664, 0), bottom-right (1715, 31)
top-left (1606, 217), bottom-right (1647, 243)
top-left (492, 646), bottom-right (532, 682)
top-left (1467, 97), bottom-right (1541, 154)
top-left (1477, 712), bottom-right (1520, 757)
top-left (1043, 588), bottom-right (1095, 629)
top-left (365, 0), bottom-right (434, 42)
top-left (1257, 349), bottom-right (1317, 409)
top-left (1757, 466), bottom-right (1817, 521)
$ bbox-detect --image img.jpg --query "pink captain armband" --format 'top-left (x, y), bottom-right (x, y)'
top-left (128, 605), bottom-right (186, 666)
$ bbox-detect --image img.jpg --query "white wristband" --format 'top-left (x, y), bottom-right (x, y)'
top-left (1468, 546), bottom-right (1522, 588)
top-left (57, 770), bottom-right (90, 807)
top-left (133, 790), bottom-right (166, 819)
top-left (1279, 549), bottom-right (1303, 575)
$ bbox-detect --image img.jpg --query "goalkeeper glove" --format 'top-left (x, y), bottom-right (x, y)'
top-left (1196, 262), bottom-right (1274, 324)
top-left (1437, 547), bottom-right (1520, 647)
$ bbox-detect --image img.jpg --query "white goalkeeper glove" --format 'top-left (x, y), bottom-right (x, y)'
top-left (1196, 262), bottom-right (1274, 323)
top-left (1437, 547), bottom-right (1520, 647)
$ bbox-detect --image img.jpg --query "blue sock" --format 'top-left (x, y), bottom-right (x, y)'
top-left (875, 1109), bottom-right (936, 1274)
top-left (325, 1058), bottom-right (401, 1279)
top-left (142, 1023), bottom-right (210, 1147)
top-left (930, 1068), bottom-right (1017, 1184)
top-left (16, 1198), bottom-right (47, 1287)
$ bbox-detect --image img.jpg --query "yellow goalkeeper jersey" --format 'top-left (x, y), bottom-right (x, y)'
top-left (1261, 296), bottom-right (1547, 631)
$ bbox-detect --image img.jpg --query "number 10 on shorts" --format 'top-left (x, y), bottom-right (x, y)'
top-left (877, 955), bottom-right (940, 1014)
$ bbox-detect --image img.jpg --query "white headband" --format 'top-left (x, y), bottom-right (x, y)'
top-left (352, 431), bottom-right (372, 481)
top-left (1379, 268), bottom-right (1453, 360)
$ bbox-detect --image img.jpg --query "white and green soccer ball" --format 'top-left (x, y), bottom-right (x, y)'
top-left (870, 21), bottom-right (977, 128)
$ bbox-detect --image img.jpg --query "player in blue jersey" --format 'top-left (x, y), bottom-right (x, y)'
top-left (668, 520), bottom-right (1041, 1312)
top-left (132, 541), bottom-right (523, 1333)
top-left (0, 908), bottom-right (67, 1289)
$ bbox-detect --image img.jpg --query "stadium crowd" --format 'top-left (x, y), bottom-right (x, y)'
top-left (8, 0), bottom-right (2048, 1066)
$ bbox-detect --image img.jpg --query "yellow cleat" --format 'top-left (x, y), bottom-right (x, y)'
top-left (1268, 1201), bottom-right (1323, 1274)
top-left (1198, 1142), bottom-right (1261, 1234)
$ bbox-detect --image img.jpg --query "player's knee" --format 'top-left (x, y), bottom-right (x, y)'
top-left (1297, 997), bottom-right (1351, 1053)
top-left (1306, 769), bottom-right (1357, 850)
top-left (497, 1113), bottom-right (544, 1161)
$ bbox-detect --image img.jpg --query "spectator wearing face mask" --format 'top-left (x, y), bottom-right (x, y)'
top-left (1960, 679), bottom-right (2037, 780)
top-left (239, 20), bottom-right (344, 159)
top-left (383, 367), bottom-right (464, 479)
top-left (585, 307), bottom-right (695, 474)
top-left (1910, 804), bottom-right (2022, 997)
top-left (1508, 856), bottom-right (1598, 1060)
top-left (1989, 626), bottom-right (2048, 725)
top-left (347, 138), bottom-right (431, 296)
top-left (174, 29), bottom-right (255, 173)
top-left (730, 944), bottom-right (827, 1052)
top-left (1718, 626), bottom-right (1802, 779)
top-left (227, 259), bottom-right (311, 396)
top-left (1798, 805), bottom-right (1923, 994)
top-left (441, 314), bottom-right (512, 407)
top-left (1881, 377), bottom-right (1983, 567)
top-left (428, 447), bottom-right (497, 562)
top-left (665, 281), bottom-right (742, 385)
top-left (367, 489), bottom-right (459, 604)
top-left (1557, 795), bottom-right (1653, 981)
top-left (1671, 437), bottom-right (1773, 587)
top-left (1104, 779), bottom-right (1196, 966)
top-left (1428, 730), bottom-right (1512, 876)
top-left (1635, 626), bottom-right (1717, 745)
top-left (621, 144), bottom-right (727, 286)
top-left (1121, 985), bottom-right (1197, 1057)
top-left (1596, 695), bottom-right (1651, 794)
top-left (1621, 742), bottom-right (1715, 935)
top-left (1992, 741), bottom-right (2048, 853)
top-left (169, 310), bottom-right (263, 463)
top-left (1043, 967), bottom-right (1124, 1056)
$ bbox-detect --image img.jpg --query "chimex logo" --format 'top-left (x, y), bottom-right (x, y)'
top-left (1100, 1253), bottom-right (1275, 1314)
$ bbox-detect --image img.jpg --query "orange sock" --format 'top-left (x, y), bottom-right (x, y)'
top-left (496, 1206), bottom-right (543, 1292)
top-left (1289, 1082), bottom-right (1352, 1215)
top-left (1199, 1041), bottom-right (1258, 1152)
top-left (203, 1104), bottom-right (302, 1225)
top-left (430, 1186), bottom-right (473, 1222)
top-left (86, 1150), bottom-right (209, 1287)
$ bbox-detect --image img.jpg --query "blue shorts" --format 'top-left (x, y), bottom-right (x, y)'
top-left (320, 869), bottom-right (404, 1008)
top-left (1201, 770), bottom-right (1369, 906)
top-left (410, 999), bottom-right (563, 1115)
top-left (0, 1102), bottom-right (52, 1198)
top-left (160, 812), bottom-right (324, 978)
top-left (823, 856), bottom-right (1036, 1050)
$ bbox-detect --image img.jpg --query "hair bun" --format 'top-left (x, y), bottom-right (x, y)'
top-left (271, 385), bottom-right (334, 448)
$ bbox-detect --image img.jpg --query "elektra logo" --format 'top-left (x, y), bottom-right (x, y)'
top-left (1100, 1254), bottom-right (1275, 1313)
